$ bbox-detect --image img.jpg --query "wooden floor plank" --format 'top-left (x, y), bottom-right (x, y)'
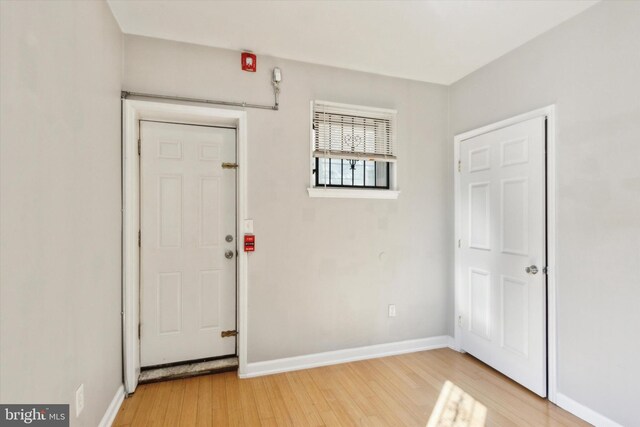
top-left (273, 372), bottom-right (315, 426)
top-left (146, 377), bottom-right (173, 426)
top-left (261, 375), bottom-right (295, 426)
top-left (162, 379), bottom-right (186, 427)
top-left (114, 385), bottom-right (145, 426)
top-left (348, 360), bottom-right (422, 427)
top-left (113, 348), bottom-right (589, 427)
top-left (290, 370), bottom-right (341, 427)
top-left (309, 365), bottom-right (369, 425)
top-left (284, 371), bottom-right (326, 426)
top-left (178, 377), bottom-right (200, 426)
top-left (210, 370), bottom-right (229, 427)
top-left (418, 350), bottom-right (565, 425)
top-left (195, 375), bottom-right (213, 426)
top-left (249, 375), bottom-right (275, 422)
top-left (224, 371), bottom-right (245, 426)
top-left (129, 383), bottom-right (159, 427)
top-left (237, 372), bottom-right (261, 426)
top-left (337, 364), bottom-right (400, 426)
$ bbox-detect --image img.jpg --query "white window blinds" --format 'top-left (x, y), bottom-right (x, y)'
top-left (312, 101), bottom-right (396, 162)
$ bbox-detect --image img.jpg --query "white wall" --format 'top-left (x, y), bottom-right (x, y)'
top-left (123, 35), bottom-right (451, 363)
top-left (5, 1), bottom-right (634, 424)
top-left (0, 1), bottom-right (123, 425)
top-left (449, 2), bottom-right (640, 425)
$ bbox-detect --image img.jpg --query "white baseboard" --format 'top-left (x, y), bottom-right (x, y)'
top-left (98, 384), bottom-right (125, 427)
top-left (446, 335), bottom-right (459, 351)
top-left (556, 393), bottom-right (622, 427)
top-left (240, 335), bottom-right (452, 378)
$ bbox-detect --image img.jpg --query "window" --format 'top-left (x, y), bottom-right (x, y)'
top-left (316, 158), bottom-right (389, 189)
top-left (309, 101), bottom-right (398, 199)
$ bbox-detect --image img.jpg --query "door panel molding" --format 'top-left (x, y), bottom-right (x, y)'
top-left (460, 115), bottom-right (546, 396)
top-left (453, 105), bottom-right (557, 402)
top-left (139, 121), bottom-right (236, 366)
top-left (122, 99), bottom-right (249, 394)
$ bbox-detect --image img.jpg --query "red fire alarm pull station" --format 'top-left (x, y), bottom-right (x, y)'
top-left (241, 52), bottom-right (257, 72)
top-left (244, 234), bottom-right (255, 252)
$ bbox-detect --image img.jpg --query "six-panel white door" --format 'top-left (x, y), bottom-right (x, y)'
top-left (459, 117), bottom-right (547, 396)
top-left (140, 120), bottom-right (237, 367)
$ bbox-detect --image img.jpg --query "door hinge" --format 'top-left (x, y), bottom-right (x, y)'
top-left (458, 160), bottom-right (461, 172)
top-left (458, 239), bottom-right (461, 248)
top-left (543, 266), bottom-right (549, 274)
top-left (138, 230), bottom-right (141, 247)
top-left (221, 330), bottom-right (238, 338)
top-left (458, 315), bottom-right (463, 327)
top-left (222, 162), bottom-right (239, 169)
top-left (138, 138), bottom-right (141, 156)
top-left (138, 323), bottom-right (141, 339)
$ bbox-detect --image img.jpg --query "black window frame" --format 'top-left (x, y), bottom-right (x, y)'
top-left (314, 158), bottom-right (390, 189)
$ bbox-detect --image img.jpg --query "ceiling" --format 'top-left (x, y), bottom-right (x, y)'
top-left (107, 0), bottom-right (597, 85)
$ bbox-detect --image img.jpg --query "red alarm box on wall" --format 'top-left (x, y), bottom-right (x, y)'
top-left (241, 52), bottom-right (257, 72)
top-left (244, 234), bottom-right (255, 252)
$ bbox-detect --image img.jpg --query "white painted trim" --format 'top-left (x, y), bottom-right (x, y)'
top-left (446, 335), bottom-right (457, 350)
top-left (98, 385), bottom-right (124, 427)
top-left (556, 393), bottom-right (623, 427)
top-left (546, 106), bottom-right (558, 403)
top-left (122, 100), bottom-right (249, 393)
top-left (452, 105), bottom-right (557, 402)
top-left (236, 111), bottom-right (249, 379)
top-left (313, 99), bottom-right (398, 117)
top-left (122, 101), bottom-right (140, 394)
top-left (307, 188), bottom-right (400, 199)
top-left (453, 134), bottom-right (463, 354)
top-left (455, 107), bottom-right (554, 142)
top-left (240, 335), bottom-right (451, 378)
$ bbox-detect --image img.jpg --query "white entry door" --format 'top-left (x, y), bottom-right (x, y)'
top-left (140, 120), bottom-right (237, 367)
top-left (459, 116), bottom-right (547, 396)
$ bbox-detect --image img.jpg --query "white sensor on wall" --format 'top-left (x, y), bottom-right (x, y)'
top-left (272, 67), bottom-right (282, 83)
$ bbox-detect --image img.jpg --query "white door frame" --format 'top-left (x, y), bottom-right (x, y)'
top-left (122, 99), bottom-right (249, 393)
top-left (453, 105), bottom-right (557, 403)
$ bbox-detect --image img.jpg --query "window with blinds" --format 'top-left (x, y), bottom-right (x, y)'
top-left (312, 101), bottom-right (396, 162)
top-left (311, 101), bottom-right (396, 191)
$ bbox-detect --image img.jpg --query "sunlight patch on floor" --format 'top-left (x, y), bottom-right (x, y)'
top-left (426, 380), bottom-right (487, 427)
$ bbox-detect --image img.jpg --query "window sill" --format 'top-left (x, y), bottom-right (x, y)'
top-left (307, 187), bottom-right (400, 200)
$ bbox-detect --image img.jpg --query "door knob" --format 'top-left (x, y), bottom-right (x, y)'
top-left (225, 250), bottom-right (234, 259)
top-left (525, 265), bottom-right (538, 275)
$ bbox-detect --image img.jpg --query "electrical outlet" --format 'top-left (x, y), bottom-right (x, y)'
top-left (388, 304), bottom-right (396, 317)
top-left (75, 384), bottom-right (84, 417)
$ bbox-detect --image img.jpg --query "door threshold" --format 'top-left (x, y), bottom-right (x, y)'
top-left (138, 356), bottom-right (238, 384)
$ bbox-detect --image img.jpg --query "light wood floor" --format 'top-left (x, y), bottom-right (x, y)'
top-left (114, 348), bottom-right (588, 426)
